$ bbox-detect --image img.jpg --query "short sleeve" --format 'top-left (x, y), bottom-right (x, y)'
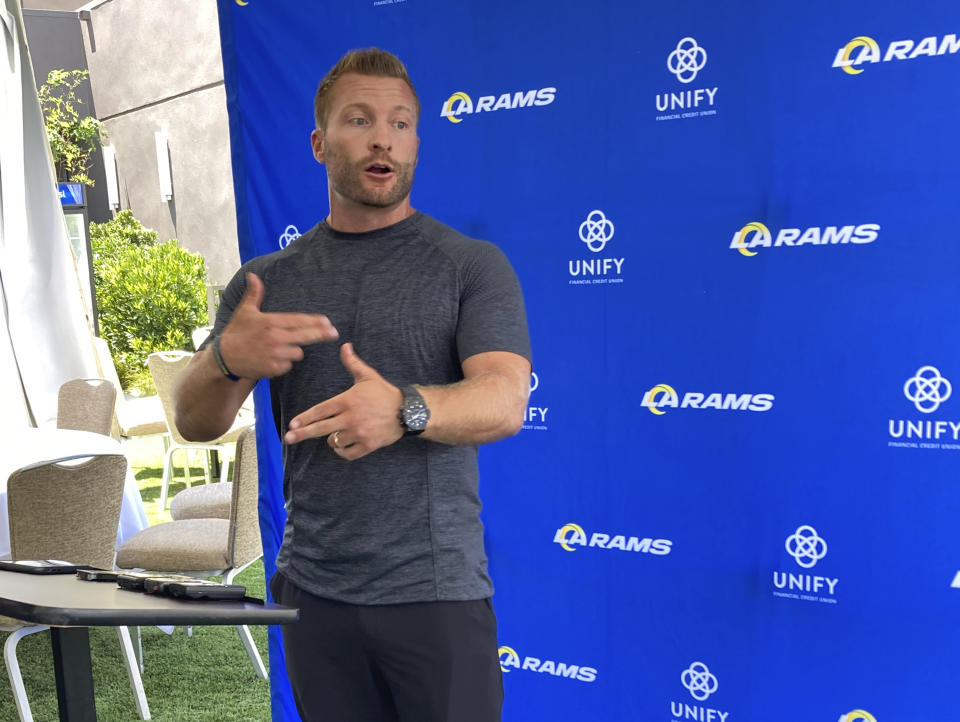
top-left (455, 241), bottom-right (532, 365)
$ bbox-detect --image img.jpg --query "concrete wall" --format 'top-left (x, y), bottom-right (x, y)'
top-left (78, 0), bottom-right (240, 286)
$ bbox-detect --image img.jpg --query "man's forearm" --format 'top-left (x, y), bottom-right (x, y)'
top-left (418, 367), bottom-right (528, 446)
top-left (173, 349), bottom-right (256, 441)
top-left (282, 348), bottom-right (530, 457)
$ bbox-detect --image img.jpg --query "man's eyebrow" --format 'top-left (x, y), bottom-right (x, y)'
top-left (339, 102), bottom-right (373, 115)
top-left (338, 102), bottom-right (414, 115)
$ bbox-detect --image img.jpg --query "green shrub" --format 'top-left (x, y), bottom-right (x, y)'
top-left (91, 211), bottom-right (207, 393)
top-left (39, 69), bottom-right (105, 187)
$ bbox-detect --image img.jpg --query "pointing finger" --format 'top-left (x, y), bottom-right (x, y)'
top-left (271, 312), bottom-right (339, 338)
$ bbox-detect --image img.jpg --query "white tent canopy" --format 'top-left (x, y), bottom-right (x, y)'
top-left (1, 0), bottom-right (99, 430)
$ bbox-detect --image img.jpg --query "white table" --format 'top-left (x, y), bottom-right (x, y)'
top-left (0, 428), bottom-right (149, 560)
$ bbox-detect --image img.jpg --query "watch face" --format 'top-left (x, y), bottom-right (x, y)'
top-left (404, 401), bottom-right (429, 431)
top-left (402, 387), bottom-right (430, 432)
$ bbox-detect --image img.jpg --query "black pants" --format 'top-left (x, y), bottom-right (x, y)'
top-left (271, 572), bottom-right (503, 722)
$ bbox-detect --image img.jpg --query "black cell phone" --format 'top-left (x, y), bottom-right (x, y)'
top-left (164, 581), bottom-right (247, 600)
top-left (142, 574), bottom-right (197, 595)
top-left (76, 569), bottom-right (119, 582)
top-left (0, 560), bottom-right (95, 575)
top-left (117, 572), bottom-right (163, 591)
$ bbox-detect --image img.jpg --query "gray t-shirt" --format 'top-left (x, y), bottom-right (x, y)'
top-left (212, 212), bottom-right (531, 604)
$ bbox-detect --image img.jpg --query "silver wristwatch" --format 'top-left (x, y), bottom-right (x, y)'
top-left (399, 385), bottom-right (430, 435)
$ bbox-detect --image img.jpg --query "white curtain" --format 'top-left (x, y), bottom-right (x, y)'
top-left (0, 0), bottom-right (98, 430)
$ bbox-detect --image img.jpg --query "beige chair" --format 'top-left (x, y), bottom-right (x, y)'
top-left (57, 377), bottom-right (117, 436)
top-left (170, 481), bottom-right (233, 520)
top-left (116, 427), bottom-right (266, 678)
top-left (92, 336), bottom-right (168, 442)
top-left (147, 351), bottom-right (253, 509)
top-left (1, 454), bottom-right (150, 721)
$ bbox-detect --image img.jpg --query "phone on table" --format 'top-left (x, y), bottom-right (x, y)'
top-left (117, 571), bottom-right (165, 591)
top-left (141, 574), bottom-right (198, 595)
top-left (164, 580), bottom-right (247, 601)
top-left (0, 560), bottom-right (95, 575)
top-left (76, 568), bottom-right (119, 582)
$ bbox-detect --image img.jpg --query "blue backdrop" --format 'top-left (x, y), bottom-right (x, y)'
top-left (217, 2), bottom-right (960, 720)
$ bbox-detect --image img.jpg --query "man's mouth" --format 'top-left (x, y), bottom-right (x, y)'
top-left (365, 163), bottom-right (394, 175)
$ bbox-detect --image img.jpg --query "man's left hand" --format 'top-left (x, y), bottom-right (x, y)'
top-left (284, 343), bottom-right (404, 460)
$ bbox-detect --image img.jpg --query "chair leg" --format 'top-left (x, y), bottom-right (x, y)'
top-left (202, 449), bottom-right (212, 484)
top-left (159, 444), bottom-right (177, 509)
top-left (133, 625), bottom-right (144, 673)
top-left (116, 626), bottom-right (151, 720)
top-left (181, 449), bottom-right (193, 488)
top-left (219, 446), bottom-right (230, 485)
top-left (4, 625), bottom-right (49, 722)
top-left (235, 625), bottom-right (268, 680)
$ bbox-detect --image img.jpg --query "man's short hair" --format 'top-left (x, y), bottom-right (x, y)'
top-left (314, 48), bottom-right (420, 130)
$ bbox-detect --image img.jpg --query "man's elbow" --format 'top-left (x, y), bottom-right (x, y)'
top-left (492, 398), bottom-right (525, 440)
top-left (174, 410), bottom-right (216, 442)
top-left (502, 408), bottom-right (524, 437)
top-left (499, 374), bottom-right (529, 438)
top-left (173, 399), bottom-right (230, 442)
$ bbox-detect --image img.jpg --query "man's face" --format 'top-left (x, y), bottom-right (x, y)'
top-left (312, 73), bottom-right (419, 210)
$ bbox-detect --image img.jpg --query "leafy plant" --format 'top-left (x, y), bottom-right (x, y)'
top-left (91, 211), bottom-right (207, 393)
top-left (38, 69), bottom-right (105, 186)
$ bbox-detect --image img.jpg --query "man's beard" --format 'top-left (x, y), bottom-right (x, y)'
top-left (325, 142), bottom-right (415, 209)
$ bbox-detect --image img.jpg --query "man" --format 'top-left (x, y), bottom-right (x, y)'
top-left (174, 48), bottom-right (532, 722)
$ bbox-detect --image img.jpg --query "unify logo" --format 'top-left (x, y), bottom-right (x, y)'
top-left (668, 37), bottom-right (707, 83)
top-left (833, 33), bottom-right (960, 74)
top-left (772, 525), bottom-right (838, 604)
top-left (278, 225), bottom-right (300, 250)
top-left (522, 372), bottom-right (548, 431)
top-left (440, 87), bottom-right (556, 123)
top-left (904, 366), bottom-right (951, 413)
top-left (670, 661), bottom-right (729, 722)
top-left (568, 210), bottom-right (625, 286)
top-left (785, 524), bottom-right (827, 568)
top-left (729, 221), bottom-right (879, 256)
top-left (889, 366), bottom-right (960, 451)
top-left (951, 571), bottom-right (960, 589)
top-left (497, 645), bottom-right (597, 682)
top-left (642, 384), bottom-right (774, 415)
top-left (554, 522), bottom-right (672, 555)
top-left (580, 210), bottom-right (614, 252)
top-left (838, 711), bottom-right (877, 722)
top-left (656, 37), bottom-right (718, 122)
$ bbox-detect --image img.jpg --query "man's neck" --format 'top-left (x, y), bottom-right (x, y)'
top-left (326, 196), bottom-right (416, 233)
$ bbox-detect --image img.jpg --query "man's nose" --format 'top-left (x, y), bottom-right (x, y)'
top-left (369, 127), bottom-right (392, 152)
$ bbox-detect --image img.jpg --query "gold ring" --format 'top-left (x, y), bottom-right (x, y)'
top-left (331, 431), bottom-right (342, 449)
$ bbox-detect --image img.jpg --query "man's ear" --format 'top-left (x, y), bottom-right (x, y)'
top-left (310, 128), bottom-right (326, 164)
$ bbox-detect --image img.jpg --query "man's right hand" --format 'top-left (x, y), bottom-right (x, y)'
top-left (218, 272), bottom-right (339, 380)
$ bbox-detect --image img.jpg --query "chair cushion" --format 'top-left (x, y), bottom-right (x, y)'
top-left (116, 518), bottom-right (230, 571)
top-left (170, 482), bottom-right (233, 520)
